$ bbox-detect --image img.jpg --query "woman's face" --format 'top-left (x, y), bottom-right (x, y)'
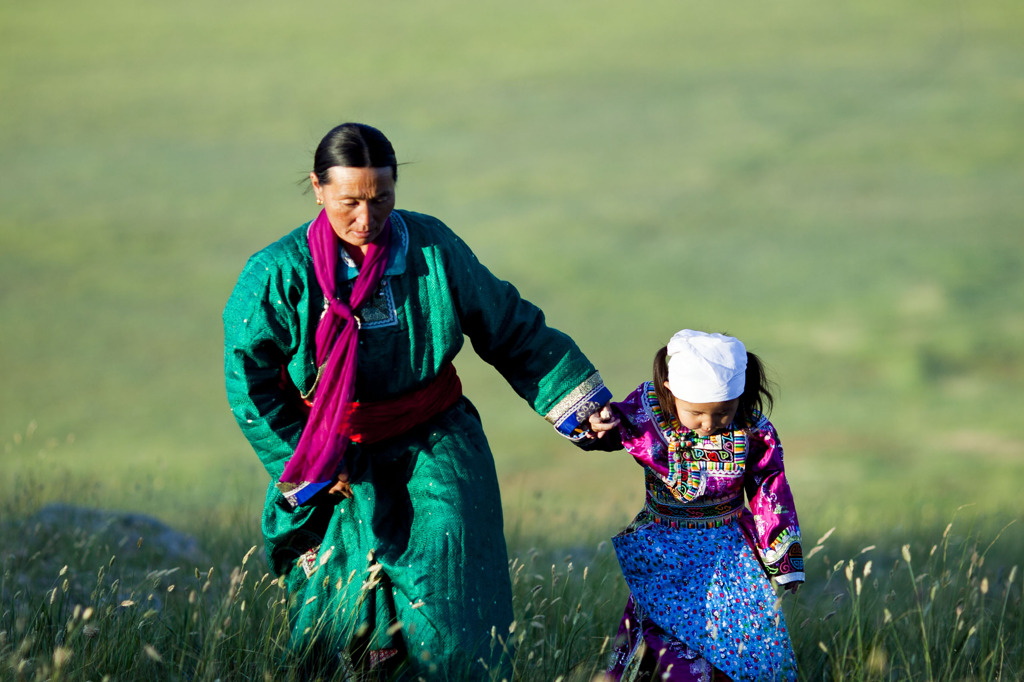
top-left (310, 166), bottom-right (396, 256)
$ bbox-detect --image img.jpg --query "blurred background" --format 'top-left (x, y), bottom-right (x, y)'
top-left (2, 0), bottom-right (1022, 556)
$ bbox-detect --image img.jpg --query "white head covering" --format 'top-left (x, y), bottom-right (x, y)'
top-left (666, 330), bottom-right (747, 402)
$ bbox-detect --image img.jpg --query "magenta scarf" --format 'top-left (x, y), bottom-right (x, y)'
top-left (279, 209), bottom-right (392, 486)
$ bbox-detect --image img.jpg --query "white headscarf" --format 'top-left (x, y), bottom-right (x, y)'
top-left (666, 329), bottom-right (747, 402)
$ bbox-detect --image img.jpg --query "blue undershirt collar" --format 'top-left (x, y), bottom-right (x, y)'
top-left (337, 211), bottom-right (409, 281)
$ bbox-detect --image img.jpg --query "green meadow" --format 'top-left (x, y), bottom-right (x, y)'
top-left (2, 0), bottom-right (1023, 678)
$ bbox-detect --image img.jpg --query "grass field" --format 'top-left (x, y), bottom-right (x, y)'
top-left (2, 0), bottom-right (1023, 678)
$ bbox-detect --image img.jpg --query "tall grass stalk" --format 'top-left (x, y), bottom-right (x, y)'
top-left (902, 543), bottom-right (934, 680)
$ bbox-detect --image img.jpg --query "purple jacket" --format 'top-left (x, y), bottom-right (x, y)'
top-left (611, 382), bottom-right (804, 583)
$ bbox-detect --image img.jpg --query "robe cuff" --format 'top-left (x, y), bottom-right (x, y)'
top-left (544, 372), bottom-right (612, 442)
top-left (775, 572), bottom-right (805, 585)
top-left (276, 480), bottom-right (332, 507)
top-left (760, 531), bottom-right (804, 583)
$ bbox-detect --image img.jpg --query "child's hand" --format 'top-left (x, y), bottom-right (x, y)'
top-left (586, 405), bottom-right (620, 440)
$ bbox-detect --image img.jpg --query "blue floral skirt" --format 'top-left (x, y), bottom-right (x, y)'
top-left (611, 520), bottom-right (797, 681)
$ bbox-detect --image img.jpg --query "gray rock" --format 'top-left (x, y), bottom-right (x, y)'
top-left (1, 504), bottom-right (211, 607)
top-left (30, 503), bottom-right (208, 566)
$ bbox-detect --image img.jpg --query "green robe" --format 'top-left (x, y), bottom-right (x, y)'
top-left (223, 210), bottom-right (606, 676)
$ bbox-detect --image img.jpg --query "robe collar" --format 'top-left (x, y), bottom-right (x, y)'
top-left (337, 210), bottom-right (409, 281)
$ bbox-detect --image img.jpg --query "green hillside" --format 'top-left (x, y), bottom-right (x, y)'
top-left (2, 0), bottom-right (1022, 550)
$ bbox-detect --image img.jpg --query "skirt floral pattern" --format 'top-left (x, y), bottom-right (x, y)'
top-left (612, 520), bottom-right (798, 681)
top-left (608, 596), bottom-right (721, 682)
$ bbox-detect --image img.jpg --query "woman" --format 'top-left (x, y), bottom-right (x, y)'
top-left (223, 123), bottom-right (611, 678)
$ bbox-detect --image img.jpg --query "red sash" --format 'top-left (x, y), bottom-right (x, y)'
top-left (289, 363), bottom-right (463, 446)
top-left (347, 363), bottom-right (463, 444)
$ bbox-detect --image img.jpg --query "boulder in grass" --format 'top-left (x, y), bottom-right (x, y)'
top-left (1, 504), bottom-right (211, 606)
top-left (30, 503), bottom-right (208, 566)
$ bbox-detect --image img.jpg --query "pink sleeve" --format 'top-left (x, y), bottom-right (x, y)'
top-left (742, 417), bottom-right (804, 584)
top-left (613, 384), bottom-right (671, 477)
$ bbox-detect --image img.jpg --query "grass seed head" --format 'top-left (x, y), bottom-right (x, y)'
top-left (53, 646), bottom-right (72, 669)
top-left (867, 646), bottom-right (888, 673)
top-left (143, 643), bottom-right (163, 663)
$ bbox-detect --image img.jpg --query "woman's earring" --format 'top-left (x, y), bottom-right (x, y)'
top-left (316, 197), bottom-right (323, 205)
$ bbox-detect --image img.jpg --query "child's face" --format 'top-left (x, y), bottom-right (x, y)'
top-left (664, 383), bottom-right (739, 436)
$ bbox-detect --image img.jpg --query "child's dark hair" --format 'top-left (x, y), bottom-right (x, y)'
top-left (652, 345), bottom-right (775, 428)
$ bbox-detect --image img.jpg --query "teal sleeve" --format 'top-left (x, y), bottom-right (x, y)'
top-left (223, 252), bottom-right (307, 481)
top-left (434, 221), bottom-right (601, 420)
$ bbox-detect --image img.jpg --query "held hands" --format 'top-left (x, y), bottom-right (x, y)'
top-left (585, 405), bottom-right (620, 440)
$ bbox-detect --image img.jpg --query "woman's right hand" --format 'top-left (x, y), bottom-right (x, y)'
top-left (327, 465), bottom-right (354, 499)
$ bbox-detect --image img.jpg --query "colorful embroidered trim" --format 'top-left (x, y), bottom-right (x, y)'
top-left (544, 372), bottom-right (612, 440)
top-left (298, 545), bottom-right (321, 579)
top-left (642, 470), bottom-right (744, 529)
top-left (764, 542), bottom-right (804, 581)
top-left (368, 648), bottom-right (400, 669)
top-left (760, 526), bottom-right (802, 565)
top-left (643, 382), bottom-right (749, 501)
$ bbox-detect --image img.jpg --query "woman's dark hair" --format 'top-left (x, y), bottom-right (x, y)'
top-left (312, 123), bottom-right (398, 184)
top-left (652, 344), bottom-right (775, 429)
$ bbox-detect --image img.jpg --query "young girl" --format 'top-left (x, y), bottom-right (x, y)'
top-left (589, 330), bottom-right (803, 681)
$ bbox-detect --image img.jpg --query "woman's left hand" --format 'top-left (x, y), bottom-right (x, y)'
top-left (328, 465), bottom-right (354, 499)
